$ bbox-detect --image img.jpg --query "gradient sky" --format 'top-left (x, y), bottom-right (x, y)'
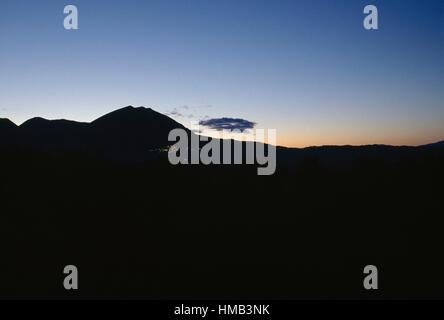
top-left (0, 0), bottom-right (443, 147)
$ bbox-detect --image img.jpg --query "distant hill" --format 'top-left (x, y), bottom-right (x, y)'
top-left (0, 118), bottom-right (18, 136)
top-left (1, 106), bottom-right (444, 299)
top-left (19, 117), bottom-right (90, 151)
top-left (1, 106), bottom-right (444, 166)
top-left (421, 140), bottom-right (444, 148)
top-left (91, 106), bottom-right (188, 154)
top-left (0, 106), bottom-right (188, 159)
top-left (0, 118), bottom-right (17, 130)
top-left (0, 118), bottom-right (18, 147)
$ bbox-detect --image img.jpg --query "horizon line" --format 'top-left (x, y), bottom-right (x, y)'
top-left (1, 105), bottom-right (443, 149)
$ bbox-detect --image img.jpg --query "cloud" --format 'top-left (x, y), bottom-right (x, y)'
top-left (199, 117), bottom-right (256, 132)
top-left (166, 105), bottom-right (213, 119)
top-left (166, 106), bottom-right (189, 118)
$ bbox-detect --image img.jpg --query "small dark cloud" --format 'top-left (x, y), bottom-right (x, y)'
top-left (199, 117), bottom-right (256, 132)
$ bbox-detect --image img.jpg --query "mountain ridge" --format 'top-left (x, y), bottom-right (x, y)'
top-left (0, 106), bottom-right (187, 158)
top-left (1, 106), bottom-right (443, 152)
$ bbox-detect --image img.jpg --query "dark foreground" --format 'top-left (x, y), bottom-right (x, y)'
top-left (0, 144), bottom-right (443, 299)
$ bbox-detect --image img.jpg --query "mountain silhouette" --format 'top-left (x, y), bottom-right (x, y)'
top-left (0, 118), bottom-right (18, 147)
top-left (91, 106), bottom-right (188, 153)
top-left (422, 140), bottom-right (444, 148)
top-left (1, 106), bottom-right (444, 165)
top-left (1, 106), bottom-right (188, 159)
top-left (19, 117), bottom-right (90, 151)
top-left (0, 118), bottom-right (17, 130)
top-left (1, 106), bottom-right (444, 299)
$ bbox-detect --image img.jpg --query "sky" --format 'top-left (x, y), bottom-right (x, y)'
top-left (0, 0), bottom-right (443, 147)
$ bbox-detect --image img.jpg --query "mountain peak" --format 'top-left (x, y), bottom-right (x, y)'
top-left (91, 106), bottom-right (181, 129)
top-left (0, 118), bottom-right (17, 129)
top-left (114, 105), bottom-right (153, 112)
top-left (1, 106), bottom-right (188, 156)
top-left (0, 118), bottom-right (18, 145)
top-left (88, 106), bottom-right (188, 152)
top-left (20, 117), bottom-right (50, 127)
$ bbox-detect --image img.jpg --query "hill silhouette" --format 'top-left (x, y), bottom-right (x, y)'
top-left (90, 106), bottom-right (189, 159)
top-left (0, 118), bottom-right (18, 146)
top-left (422, 140), bottom-right (444, 148)
top-left (19, 117), bottom-right (90, 151)
top-left (0, 118), bottom-right (17, 131)
top-left (1, 106), bottom-right (188, 159)
top-left (0, 106), bottom-right (444, 299)
top-left (2, 105), bottom-right (444, 164)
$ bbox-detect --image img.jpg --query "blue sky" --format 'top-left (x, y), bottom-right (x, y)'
top-left (0, 0), bottom-right (443, 146)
